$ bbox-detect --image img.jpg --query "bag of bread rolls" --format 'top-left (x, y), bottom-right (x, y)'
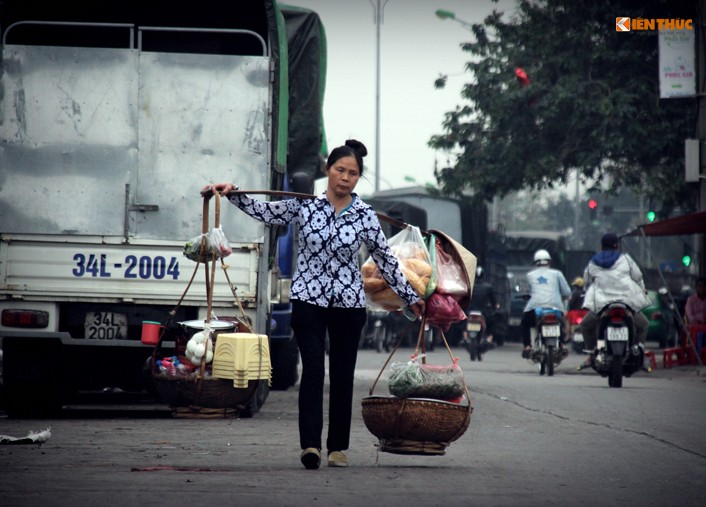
top-left (361, 225), bottom-right (433, 312)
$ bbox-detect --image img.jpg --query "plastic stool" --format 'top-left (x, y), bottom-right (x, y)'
top-left (662, 347), bottom-right (685, 369)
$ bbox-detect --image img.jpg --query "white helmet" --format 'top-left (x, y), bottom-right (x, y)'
top-left (533, 249), bottom-right (551, 265)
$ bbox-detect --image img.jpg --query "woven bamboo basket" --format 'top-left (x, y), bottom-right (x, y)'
top-left (150, 195), bottom-right (261, 418)
top-left (152, 375), bottom-right (259, 418)
top-left (361, 395), bottom-right (471, 455)
top-left (361, 316), bottom-right (473, 456)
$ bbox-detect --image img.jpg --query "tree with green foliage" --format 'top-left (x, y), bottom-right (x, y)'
top-left (429, 0), bottom-right (698, 216)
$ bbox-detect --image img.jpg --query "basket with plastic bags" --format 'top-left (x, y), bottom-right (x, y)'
top-left (361, 315), bottom-right (473, 456)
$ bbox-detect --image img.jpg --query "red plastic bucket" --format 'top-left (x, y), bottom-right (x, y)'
top-left (141, 321), bottom-right (162, 345)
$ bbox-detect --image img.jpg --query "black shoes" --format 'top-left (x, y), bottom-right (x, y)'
top-left (300, 448), bottom-right (321, 470)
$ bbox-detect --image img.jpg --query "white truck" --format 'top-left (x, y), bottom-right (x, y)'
top-left (0, 0), bottom-right (327, 416)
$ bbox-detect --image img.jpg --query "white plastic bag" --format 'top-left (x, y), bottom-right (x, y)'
top-left (361, 225), bottom-right (432, 311)
top-left (183, 226), bottom-right (232, 262)
top-left (388, 356), bottom-right (465, 400)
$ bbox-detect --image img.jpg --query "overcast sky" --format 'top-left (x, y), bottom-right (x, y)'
top-left (282, 0), bottom-right (517, 196)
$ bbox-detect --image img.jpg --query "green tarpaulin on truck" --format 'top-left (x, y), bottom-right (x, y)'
top-left (281, 5), bottom-right (327, 183)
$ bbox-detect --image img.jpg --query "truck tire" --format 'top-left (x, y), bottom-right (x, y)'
top-left (238, 380), bottom-right (270, 418)
top-left (270, 336), bottom-right (299, 390)
top-left (3, 337), bottom-right (65, 418)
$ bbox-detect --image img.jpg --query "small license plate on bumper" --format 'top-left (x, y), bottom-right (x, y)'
top-left (607, 326), bottom-right (629, 341)
top-left (467, 322), bottom-right (482, 332)
top-left (542, 325), bottom-right (561, 337)
top-left (84, 312), bottom-right (128, 340)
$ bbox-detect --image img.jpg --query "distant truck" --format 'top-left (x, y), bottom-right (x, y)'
top-left (0, 0), bottom-right (327, 416)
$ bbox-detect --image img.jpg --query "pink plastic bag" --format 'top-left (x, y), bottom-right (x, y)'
top-left (435, 240), bottom-right (468, 297)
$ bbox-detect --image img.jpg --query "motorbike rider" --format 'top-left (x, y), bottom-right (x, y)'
top-left (520, 249), bottom-right (571, 358)
top-left (568, 276), bottom-right (585, 311)
top-left (577, 233), bottom-right (650, 370)
top-left (468, 266), bottom-right (498, 341)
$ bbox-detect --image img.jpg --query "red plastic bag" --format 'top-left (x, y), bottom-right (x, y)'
top-left (425, 292), bottom-right (467, 332)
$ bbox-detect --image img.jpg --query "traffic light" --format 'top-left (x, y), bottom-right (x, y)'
top-left (588, 199), bottom-right (598, 221)
top-left (682, 244), bottom-right (692, 267)
top-left (646, 210), bottom-right (656, 222)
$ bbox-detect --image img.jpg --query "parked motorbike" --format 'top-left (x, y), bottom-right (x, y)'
top-left (463, 310), bottom-right (490, 361)
top-left (527, 308), bottom-right (568, 376)
top-left (587, 303), bottom-right (644, 388)
top-left (566, 309), bottom-right (589, 353)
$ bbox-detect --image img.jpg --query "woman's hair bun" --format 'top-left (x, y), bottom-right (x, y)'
top-left (345, 139), bottom-right (368, 158)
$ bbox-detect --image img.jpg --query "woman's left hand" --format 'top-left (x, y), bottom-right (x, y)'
top-left (410, 299), bottom-right (426, 319)
top-left (200, 182), bottom-right (237, 198)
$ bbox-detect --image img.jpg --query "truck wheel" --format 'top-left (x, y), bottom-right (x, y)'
top-left (238, 380), bottom-right (270, 418)
top-left (4, 383), bottom-right (63, 418)
top-left (270, 336), bottom-right (299, 390)
top-left (3, 338), bottom-right (64, 418)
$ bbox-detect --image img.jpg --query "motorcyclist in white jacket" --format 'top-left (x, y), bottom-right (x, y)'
top-left (577, 233), bottom-right (650, 369)
top-left (520, 249), bottom-right (571, 358)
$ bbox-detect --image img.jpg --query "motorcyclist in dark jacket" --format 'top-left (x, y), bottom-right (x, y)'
top-left (468, 266), bottom-right (498, 340)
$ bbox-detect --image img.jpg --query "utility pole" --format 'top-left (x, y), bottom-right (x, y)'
top-left (369, 0), bottom-right (388, 194)
top-left (697, 0), bottom-right (706, 275)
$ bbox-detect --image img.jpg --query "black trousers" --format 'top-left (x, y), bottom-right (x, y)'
top-left (290, 300), bottom-right (367, 453)
top-left (520, 311), bottom-right (537, 347)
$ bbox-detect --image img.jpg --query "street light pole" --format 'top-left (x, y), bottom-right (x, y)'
top-left (369, 0), bottom-right (388, 194)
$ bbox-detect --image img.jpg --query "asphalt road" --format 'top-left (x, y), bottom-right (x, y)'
top-left (1, 342), bottom-right (705, 507)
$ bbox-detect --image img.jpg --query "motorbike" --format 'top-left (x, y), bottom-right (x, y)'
top-left (566, 309), bottom-right (589, 353)
top-left (463, 310), bottom-right (490, 361)
top-left (362, 310), bottom-right (392, 352)
top-left (587, 303), bottom-right (644, 388)
top-left (527, 307), bottom-right (568, 376)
